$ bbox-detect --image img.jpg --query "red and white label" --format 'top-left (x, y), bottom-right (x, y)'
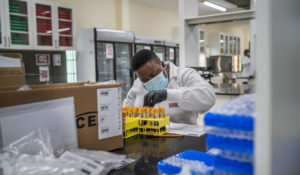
top-left (106, 43), bottom-right (114, 59)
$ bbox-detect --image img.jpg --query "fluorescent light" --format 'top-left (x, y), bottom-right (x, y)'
top-left (203, 1), bottom-right (227, 12)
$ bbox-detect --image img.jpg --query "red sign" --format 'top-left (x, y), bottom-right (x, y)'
top-left (36, 54), bottom-right (50, 65)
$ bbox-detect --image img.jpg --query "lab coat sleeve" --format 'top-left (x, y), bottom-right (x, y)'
top-left (123, 88), bottom-right (136, 107)
top-left (123, 78), bottom-right (143, 107)
top-left (166, 68), bottom-right (216, 113)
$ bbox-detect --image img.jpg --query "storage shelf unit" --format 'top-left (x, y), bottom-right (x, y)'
top-left (0, 0), bottom-right (75, 50)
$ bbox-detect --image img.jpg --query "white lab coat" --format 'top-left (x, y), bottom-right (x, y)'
top-left (123, 61), bottom-right (216, 125)
top-left (242, 56), bottom-right (251, 83)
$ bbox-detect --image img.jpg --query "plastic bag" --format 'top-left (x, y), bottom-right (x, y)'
top-left (68, 148), bottom-right (135, 174)
top-left (0, 129), bottom-right (134, 175)
top-left (3, 155), bottom-right (84, 175)
top-left (0, 129), bottom-right (54, 165)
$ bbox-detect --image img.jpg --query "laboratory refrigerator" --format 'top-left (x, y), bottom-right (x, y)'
top-left (77, 28), bottom-right (134, 100)
top-left (134, 37), bottom-right (166, 61)
top-left (165, 41), bottom-right (179, 66)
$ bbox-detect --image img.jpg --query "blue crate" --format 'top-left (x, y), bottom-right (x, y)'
top-left (204, 94), bottom-right (255, 132)
top-left (157, 150), bottom-right (215, 175)
top-left (206, 135), bottom-right (253, 155)
top-left (214, 156), bottom-right (253, 175)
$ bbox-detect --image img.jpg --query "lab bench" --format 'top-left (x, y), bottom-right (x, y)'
top-left (109, 134), bottom-right (207, 175)
top-left (213, 83), bottom-right (255, 95)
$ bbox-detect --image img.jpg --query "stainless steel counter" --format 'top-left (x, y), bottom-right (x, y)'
top-left (213, 83), bottom-right (255, 95)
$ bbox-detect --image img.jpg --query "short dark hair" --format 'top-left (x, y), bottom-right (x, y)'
top-left (132, 49), bottom-right (160, 71)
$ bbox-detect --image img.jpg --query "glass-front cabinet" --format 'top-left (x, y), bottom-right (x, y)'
top-left (0, 0), bottom-right (75, 50)
top-left (5, 0), bottom-right (33, 49)
top-left (0, 0), bottom-right (5, 48)
top-left (57, 6), bottom-right (74, 49)
top-left (32, 1), bottom-right (55, 49)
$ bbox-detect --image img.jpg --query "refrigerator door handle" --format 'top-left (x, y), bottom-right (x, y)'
top-left (7, 37), bottom-right (10, 47)
top-left (4, 36), bottom-right (7, 47)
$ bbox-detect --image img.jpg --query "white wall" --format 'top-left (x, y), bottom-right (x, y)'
top-left (129, 1), bottom-right (179, 41)
top-left (49, 0), bottom-right (179, 42)
top-left (49, 0), bottom-right (119, 30)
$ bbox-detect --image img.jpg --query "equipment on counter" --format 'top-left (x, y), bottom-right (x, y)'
top-left (122, 106), bottom-right (170, 139)
top-left (191, 67), bottom-right (213, 84)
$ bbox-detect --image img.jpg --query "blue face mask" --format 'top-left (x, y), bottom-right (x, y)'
top-left (144, 71), bottom-right (168, 91)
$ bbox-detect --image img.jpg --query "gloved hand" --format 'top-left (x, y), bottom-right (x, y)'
top-left (144, 90), bottom-right (167, 107)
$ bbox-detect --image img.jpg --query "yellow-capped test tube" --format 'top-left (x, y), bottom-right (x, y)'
top-left (146, 107), bottom-right (151, 118)
top-left (154, 108), bottom-right (159, 119)
top-left (127, 106), bottom-right (133, 117)
top-left (133, 107), bottom-right (139, 117)
top-left (151, 108), bottom-right (156, 118)
top-left (143, 107), bottom-right (147, 118)
top-left (138, 107), bottom-right (143, 118)
top-left (159, 107), bottom-right (165, 118)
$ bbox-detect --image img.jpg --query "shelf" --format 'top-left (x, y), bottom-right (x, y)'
top-left (59, 19), bottom-right (72, 22)
top-left (37, 33), bottom-right (52, 36)
top-left (36, 16), bottom-right (52, 20)
top-left (59, 34), bottom-right (72, 37)
top-left (11, 31), bottom-right (28, 34)
top-left (10, 12), bottom-right (28, 17)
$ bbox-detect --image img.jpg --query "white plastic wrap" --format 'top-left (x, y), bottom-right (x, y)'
top-left (0, 97), bottom-right (78, 155)
top-left (0, 129), bottom-right (134, 175)
top-left (69, 148), bottom-right (135, 173)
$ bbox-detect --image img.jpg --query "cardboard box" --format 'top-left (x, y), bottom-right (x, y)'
top-left (0, 82), bottom-right (123, 151)
top-left (0, 53), bottom-right (25, 87)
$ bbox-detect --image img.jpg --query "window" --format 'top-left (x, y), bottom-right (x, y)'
top-left (66, 50), bottom-right (77, 83)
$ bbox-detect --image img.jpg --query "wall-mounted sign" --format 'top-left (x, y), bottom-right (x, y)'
top-left (36, 54), bottom-right (50, 66)
top-left (53, 54), bottom-right (61, 67)
top-left (106, 43), bottom-right (114, 59)
top-left (39, 66), bottom-right (50, 82)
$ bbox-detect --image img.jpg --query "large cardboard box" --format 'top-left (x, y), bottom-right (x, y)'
top-left (0, 53), bottom-right (25, 87)
top-left (0, 82), bottom-right (123, 151)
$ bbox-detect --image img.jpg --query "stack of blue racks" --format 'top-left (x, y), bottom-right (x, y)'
top-left (205, 94), bottom-right (254, 175)
top-left (157, 94), bottom-right (255, 175)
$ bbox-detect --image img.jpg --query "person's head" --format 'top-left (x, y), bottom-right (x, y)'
top-left (132, 49), bottom-right (168, 90)
top-left (244, 49), bottom-right (250, 57)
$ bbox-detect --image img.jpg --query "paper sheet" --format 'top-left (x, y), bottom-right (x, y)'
top-left (97, 87), bottom-right (122, 140)
top-left (169, 122), bottom-right (206, 137)
top-left (0, 56), bottom-right (21, 67)
top-left (59, 151), bottom-right (105, 175)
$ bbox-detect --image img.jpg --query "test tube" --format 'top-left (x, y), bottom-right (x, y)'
top-left (151, 108), bottom-right (156, 119)
top-left (138, 107), bottom-right (143, 118)
top-left (155, 108), bottom-right (159, 119)
top-left (143, 107), bottom-right (147, 118)
top-left (146, 107), bottom-right (151, 118)
top-left (159, 107), bottom-right (165, 118)
top-left (122, 106), bottom-right (127, 123)
top-left (133, 107), bottom-right (139, 117)
top-left (138, 107), bottom-right (143, 126)
top-left (127, 106), bottom-right (133, 117)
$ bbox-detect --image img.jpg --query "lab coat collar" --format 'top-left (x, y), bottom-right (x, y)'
top-left (165, 61), bottom-right (178, 79)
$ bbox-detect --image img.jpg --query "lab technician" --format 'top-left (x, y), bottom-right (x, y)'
top-left (242, 49), bottom-right (251, 84)
top-left (123, 49), bottom-right (216, 125)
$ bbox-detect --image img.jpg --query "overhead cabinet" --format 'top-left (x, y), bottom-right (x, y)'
top-left (0, 0), bottom-right (75, 50)
top-left (210, 32), bottom-right (240, 56)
